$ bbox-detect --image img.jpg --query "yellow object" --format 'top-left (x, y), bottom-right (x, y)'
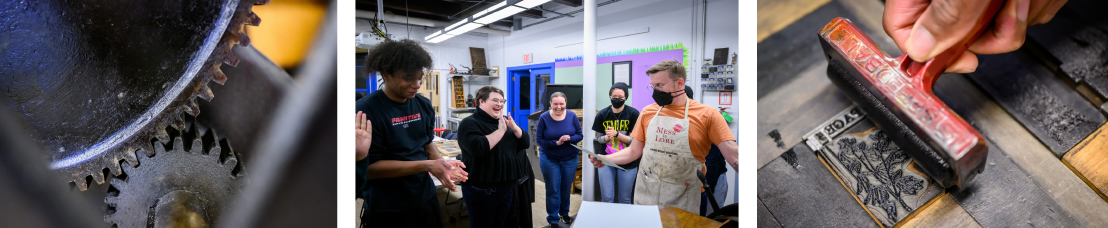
top-left (247, 0), bottom-right (327, 68)
top-left (757, 0), bottom-right (830, 42)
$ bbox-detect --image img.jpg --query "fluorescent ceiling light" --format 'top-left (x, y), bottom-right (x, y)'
top-left (472, 1), bottom-right (506, 19)
top-left (474, 5), bottom-right (525, 24)
top-left (515, 0), bottom-right (552, 8)
top-left (424, 30), bottom-right (442, 40)
top-left (427, 34), bottom-right (456, 43)
top-left (445, 19), bottom-right (468, 32)
top-left (446, 22), bottom-right (484, 35)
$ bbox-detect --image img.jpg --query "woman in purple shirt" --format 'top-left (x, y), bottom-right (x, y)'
top-left (534, 92), bottom-right (583, 227)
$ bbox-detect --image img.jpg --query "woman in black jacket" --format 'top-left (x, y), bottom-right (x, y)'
top-left (457, 86), bottom-right (530, 228)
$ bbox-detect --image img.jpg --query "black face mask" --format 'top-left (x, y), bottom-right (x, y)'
top-left (610, 98), bottom-right (626, 108)
top-left (652, 88), bottom-right (683, 106)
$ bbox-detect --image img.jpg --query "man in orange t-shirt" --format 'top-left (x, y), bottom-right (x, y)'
top-left (590, 60), bottom-right (737, 214)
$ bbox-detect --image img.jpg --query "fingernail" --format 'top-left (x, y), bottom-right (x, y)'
top-left (1017, 0), bottom-right (1029, 22)
top-left (953, 67), bottom-right (975, 73)
top-left (907, 26), bottom-right (936, 62)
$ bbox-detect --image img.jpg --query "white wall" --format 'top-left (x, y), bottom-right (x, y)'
top-left (486, 0), bottom-right (739, 205)
top-left (355, 20), bottom-right (499, 127)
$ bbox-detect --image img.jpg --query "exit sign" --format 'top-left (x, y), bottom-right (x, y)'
top-left (524, 53), bottom-right (533, 63)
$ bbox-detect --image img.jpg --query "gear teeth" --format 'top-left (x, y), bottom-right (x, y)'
top-left (104, 195), bottom-right (119, 205)
top-left (249, 12), bottom-right (262, 26)
top-left (239, 32), bottom-right (252, 47)
top-left (172, 137), bottom-right (185, 152)
top-left (73, 175), bottom-right (89, 191)
top-left (222, 49), bottom-right (240, 66)
top-left (213, 68), bottom-right (228, 85)
top-left (173, 113), bottom-right (188, 132)
top-left (199, 83), bottom-right (215, 101)
top-left (91, 169), bottom-right (106, 185)
top-left (140, 139), bottom-right (157, 158)
top-left (190, 138), bottom-right (204, 154)
top-left (183, 99), bottom-right (201, 116)
top-left (110, 152), bottom-right (127, 175)
top-left (153, 139), bottom-right (168, 157)
top-left (208, 144), bottom-right (222, 158)
top-left (223, 156), bottom-right (239, 173)
top-left (109, 178), bottom-right (127, 191)
top-left (154, 123), bottom-right (171, 146)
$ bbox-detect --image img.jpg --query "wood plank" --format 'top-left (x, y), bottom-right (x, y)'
top-left (758, 199), bottom-right (783, 228)
top-left (757, 0), bottom-right (900, 99)
top-left (896, 194), bottom-right (981, 228)
top-left (968, 50), bottom-right (1105, 156)
top-left (947, 137), bottom-right (1081, 227)
top-left (662, 207), bottom-right (724, 228)
top-left (1063, 124), bottom-right (1108, 203)
top-left (757, 62), bottom-right (853, 169)
top-left (757, 144), bottom-right (880, 227)
top-left (935, 73), bottom-right (1108, 225)
top-left (756, 0), bottom-right (831, 42)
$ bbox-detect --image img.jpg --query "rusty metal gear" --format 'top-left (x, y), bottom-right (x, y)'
top-left (104, 116), bottom-right (245, 228)
top-left (0, 0), bottom-right (266, 191)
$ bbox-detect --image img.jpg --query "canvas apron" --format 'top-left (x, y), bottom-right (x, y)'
top-left (633, 100), bottom-right (701, 214)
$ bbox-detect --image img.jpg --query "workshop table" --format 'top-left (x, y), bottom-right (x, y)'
top-left (757, 0), bottom-right (1108, 227)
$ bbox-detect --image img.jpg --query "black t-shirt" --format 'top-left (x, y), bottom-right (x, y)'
top-left (591, 105), bottom-right (641, 169)
top-left (355, 90), bottom-right (436, 212)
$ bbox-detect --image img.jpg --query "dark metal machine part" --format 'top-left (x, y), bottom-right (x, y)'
top-left (0, 0), bottom-right (265, 190)
top-left (0, 0), bottom-right (225, 167)
top-left (199, 45), bottom-right (294, 158)
top-left (105, 117), bottom-right (245, 228)
top-left (0, 98), bottom-right (106, 228)
top-left (219, 5), bottom-right (337, 226)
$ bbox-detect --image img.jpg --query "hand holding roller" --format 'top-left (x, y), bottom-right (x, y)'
top-left (816, 0), bottom-right (1004, 188)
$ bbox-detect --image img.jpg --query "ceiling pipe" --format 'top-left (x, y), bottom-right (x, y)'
top-left (356, 10), bottom-right (511, 36)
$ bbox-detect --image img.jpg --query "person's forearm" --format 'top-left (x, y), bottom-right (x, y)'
top-left (512, 126), bottom-right (523, 138)
top-left (426, 143), bottom-right (443, 160)
top-left (486, 128), bottom-right (507, 150)
top-left (719, 140), bottom-right (738, 171)
top-left (595, 131), bottom-right (608, 144)
top-left (365, 160), bottom-right (432, 179)
top-left (616, 133), bottom-right (632, 144)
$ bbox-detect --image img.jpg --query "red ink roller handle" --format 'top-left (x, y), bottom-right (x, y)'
top-left (899, 0), bottom-right (1006, 88)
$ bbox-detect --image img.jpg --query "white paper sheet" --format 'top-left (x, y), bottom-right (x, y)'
top-left (572, 201), bottom-right (663, 228)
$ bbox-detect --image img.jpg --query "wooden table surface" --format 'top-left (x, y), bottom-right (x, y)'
top-left (757, 0), bottom-right (1108, 227)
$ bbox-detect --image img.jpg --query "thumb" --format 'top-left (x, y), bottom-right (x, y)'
top-left (906, 0), bottom-right (992, 62)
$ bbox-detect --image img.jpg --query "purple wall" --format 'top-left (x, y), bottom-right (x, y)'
top-left (554, 49), bottom-right (685, 109)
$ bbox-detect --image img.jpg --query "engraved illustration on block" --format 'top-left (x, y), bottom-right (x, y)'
top-left (820, 131), bottom-right (937, 226)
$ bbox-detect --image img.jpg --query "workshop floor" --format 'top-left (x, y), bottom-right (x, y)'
top-left (532, 180), bottom-right (583, 228)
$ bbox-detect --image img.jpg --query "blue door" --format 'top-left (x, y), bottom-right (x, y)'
top-left (509, 70), bottom-right (531, 128)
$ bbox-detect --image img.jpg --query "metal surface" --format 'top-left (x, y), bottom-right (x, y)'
top-left (218, 3), bottom-right (337, 226)
top-left (819, 18), bottom-right (988, 188)
top-left (802, 105), bottom-right (865, 151)
top-left (0, 0), bottom-right (266, 191)
top-left (105, 117), bottom-right (246, 228)
top-left (0, 98), bottom-right (105, 228)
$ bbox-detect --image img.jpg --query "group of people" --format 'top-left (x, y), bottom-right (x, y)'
top-left (355, 39), bottom-right (738, 228)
